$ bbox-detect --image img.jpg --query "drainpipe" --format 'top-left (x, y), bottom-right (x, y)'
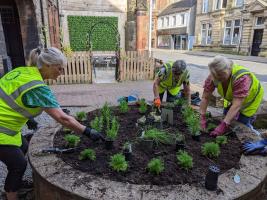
top-left (39, 0), bottom-right (47, 48)
top-left (148, 0), bottom-right (153, 56)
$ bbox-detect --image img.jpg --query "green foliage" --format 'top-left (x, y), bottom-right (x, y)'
top-left (147, 158), bottom-right (164, 175)
top-left (174, 98), bottom-right (187, 107)
top-left (207, 123), bottom-right (217, 131)
top-left (175, 132), bottom-right (185, 142)
top-left (202, 142), bottom-right (220, 158)
top-left (63, 127), bottom-right (72, 134)
top-left (138, 99), bottom-right (147, 114)
top-left (109, 153), bottom-right (128, 172)
top-left (101, 102), bottom-right (112, 131)
top-left (182, 106), bottom-right (195, 120)
top-left (79, 148), bottom-right (96, 161)
top-left (186, 115), bottom-right (201, 136)
top-left (106, 117), bottom-right (119, 140)
top-left (119, 100), bottom-right (129, 113)
top-left (216, 136), bottom-right (228, 145)
top-left (176, 150), bottom-right (193, 170)
top-left (90, 116), bottom-right (104, 132)
top-left (76, 111), bottom-right (87, 121)
top-left (143, 128), bottom-right (173, 145)
top-left (64, 134), bottom-right (80, 147)
top-left (68, 16), bottom-right (118, 51)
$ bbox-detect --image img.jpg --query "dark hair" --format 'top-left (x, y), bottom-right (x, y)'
top-left (172, 60), bottom-right (187, 73)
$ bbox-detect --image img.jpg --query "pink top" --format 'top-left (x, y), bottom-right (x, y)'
top-left (203, 74), bottom-right (251, 98)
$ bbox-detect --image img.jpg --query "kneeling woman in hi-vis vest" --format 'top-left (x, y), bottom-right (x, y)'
top-left (200, 55), bottom-right (264, 137)
top-left (0, 47), bottom-right (104, 200)
top-left (153, 60), bottom-right (191, 107)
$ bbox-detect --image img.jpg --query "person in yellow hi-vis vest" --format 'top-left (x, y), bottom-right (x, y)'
top-left (153, 60), bottom-right (191, 107)
top-left (200, 55), bottom-right (264, 137)
top-left (0, 47), bottom-right (105, 200)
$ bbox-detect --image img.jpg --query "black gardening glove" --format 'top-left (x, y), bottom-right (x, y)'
top-left (83, 127), bottom-right (105, 142)
top-left (26, 118), bottom-right (38, 130)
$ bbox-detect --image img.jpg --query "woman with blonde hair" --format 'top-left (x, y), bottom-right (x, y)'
top-left (0, 47), bottom-right (104, 200)
top-left (199, 55), bottom-right (263, 137)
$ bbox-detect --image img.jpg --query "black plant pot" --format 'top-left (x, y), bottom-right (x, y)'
top-left (105, 140), bottom-right (114, 150)
top-left (139, 139), bottom-right (153, 151)
top-left (123, 150), bottom-right (132, 161)
top-left (175, 141), bottom-right (185, 151)
top-left (192, 135), bottom-right (201, 141)
top-left (205, 165), bottom-right (220, 191)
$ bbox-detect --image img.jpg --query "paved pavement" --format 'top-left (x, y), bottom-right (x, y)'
top-left (152, 49), bottom-right (267, 100)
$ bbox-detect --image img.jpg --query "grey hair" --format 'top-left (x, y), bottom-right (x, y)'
top-left (208, 55), bottom-right (233, 77)
top-left (172, 60), bottom-right (187, 73)
top-left (28, 47), bottom-right (67, 69)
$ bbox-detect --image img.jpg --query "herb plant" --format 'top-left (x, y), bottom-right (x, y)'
top-left (64, 134), bottom-right (80, 147)
top-left (216, 136), bottom-right (228, 145)
top-left (147, 158), bottom-right (164, 175)
top-left (109, 153), bottom-right (128, 172)
top-left (138, 99), bottom-right (147, 114)
top-left (176, 150), bottom-right (193, 170)
top-left (75, 111), bottom-right (87, 121)
top-left (119, 100), bottom-right (129, 113)
top-left (101, 102), bottom-right (112, 130)
top-left (202, 142), bottom-right (220, 158)
top-left (174, 98), bottom-right (186, 107)
top-left (143, 128), bottom-right (173, 145)
top-left (207, 123), bottom-right (217, 132)
top-left (90, 116), bottom-right (104, 132)
top-left (186, 115), bottom-right (201, 136)
top-left (79, 149), bottom-right (96, 161)
top-left (106, 117), bottom-right (119, 140)
top-left (175, 132), bottom-right (185, 142)
top-left (182, 106), bottom-right (195, 120)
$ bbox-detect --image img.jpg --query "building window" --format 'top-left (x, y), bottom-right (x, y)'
top-left (152, 0), bottom-right (156, 9)
top-left (223, 19), bottom-right (241, 45)
top-left (214, 0), bottom-right (227, 10)
top-left (181, 14), bottom-right (185, 25)
top-left (173, 16), bottom-right (176, 27)
top-left (201, 23), bottom-right (212, 45)
top-left (161, 18), bottom-right (164, 28)
top-left (235, 0), bottom-right (243, 7)
top-left (166, 17), bottom-right (169, 27)
top-left (158, 35), bottom-right (171, 47)
top-left (202, 0), bottom-right (209, 13)
top-left (152, 20), bottom-right (154, 30)
top-left (256, 17), bottom-right (265, 26)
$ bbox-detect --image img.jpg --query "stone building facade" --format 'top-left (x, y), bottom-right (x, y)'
top-left (0, 0), bottom-right (60, 73)
top-left (194, 0), bottom-right (267, 56)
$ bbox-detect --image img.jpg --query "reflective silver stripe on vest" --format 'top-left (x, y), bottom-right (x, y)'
top-left (0, 87), bottom-right (33, 118)
top-left (0, 127), bottom-right (18, 136)
top-left (10, 80), bottom-right (45, 99)
top-left (232, 69), bottom-right (250, 81)
top-left (241, 82), bottom-right (262, 110)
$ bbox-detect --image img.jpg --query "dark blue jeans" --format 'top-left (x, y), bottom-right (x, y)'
top-left (223, 107), bottom-right (255, 127)
top-left (159, 90), bottom-right (181, 102)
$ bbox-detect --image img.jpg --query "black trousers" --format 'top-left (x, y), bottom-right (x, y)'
top-left (0, 136), bottom-right (28, 192)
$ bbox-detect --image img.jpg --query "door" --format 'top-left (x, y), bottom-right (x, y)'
top-left (0, 1), bottom-right (25, 67)
top-left (251, 29), bottom-right (263, 56)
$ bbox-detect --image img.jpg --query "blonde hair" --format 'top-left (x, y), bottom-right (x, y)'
top-left (208, 55), bottom-right (233, 77)
top-left (28, 47), bottom-right (67, 69)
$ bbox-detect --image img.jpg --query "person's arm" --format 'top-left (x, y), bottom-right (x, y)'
top-left (44, 108), bottom-right (86, 134)
top-left (153, 77), bottom-right (161, 99)
top-left (183, 82), bottom-right (191, 104)
top-left (223, 97), bottom-right (245, 124)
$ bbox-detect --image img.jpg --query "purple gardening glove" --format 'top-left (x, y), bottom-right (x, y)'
top-left (210, 121), bottom-right (229, 137)
top-left (200, 114), bottom-right (207, 131)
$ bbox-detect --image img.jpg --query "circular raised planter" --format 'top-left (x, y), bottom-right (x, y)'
top-left (29, 107), bottom-right (267, 200)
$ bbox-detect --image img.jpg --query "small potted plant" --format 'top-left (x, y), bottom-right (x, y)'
top-left (79, 148), bottom-right (96, 161)
top-left (147, 158), bottom-right (164, 175)
top-left (215, 135), bottom-right (228, 146)
top-left (174, 98), bottom-right (187, 112)
top-left (175, 132), bottom-right (185, 151)
top-left (64, 134), bottom-right (80, 148)
top-left (186, 115), bottom-right (201, 141)
top-left (90, 116), bottom-right (104, 132)
top-left (75, 111), bottom-right (87, 122)
top-left (105, 117), bottom-right (119, 150)
top-left (109, 153), bottom-right (128, 172)
top-left (122, 142), bottom-right (132, 161)
top-left (138, 99), bottom-right (148, 115)
top-left (176, 150), bottom-right (193, 170)
top-left (201, 142), bottom-right (220, 158)
top-left (119, 99), bottom-right (129, 114)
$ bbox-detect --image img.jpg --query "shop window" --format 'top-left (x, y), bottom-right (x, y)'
top-left (158, 35), bottom-right (171, 47)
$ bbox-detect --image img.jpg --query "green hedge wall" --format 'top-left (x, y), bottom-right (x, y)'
top-left (68, 16), bottom-right (118, 51)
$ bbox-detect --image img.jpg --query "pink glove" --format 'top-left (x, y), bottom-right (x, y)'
top-left (210, 121), bottom-right (229, 137)
top-left (200, 114), bottom-right (207, 130)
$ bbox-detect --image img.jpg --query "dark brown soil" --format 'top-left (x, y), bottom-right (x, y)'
top-left (54, 105), bottom-right (242, 186)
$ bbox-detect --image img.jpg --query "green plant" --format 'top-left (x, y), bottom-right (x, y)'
top-left (119, 100), bottom-right (129, 113)
top-left (143, 128), bottom-right (173, 145)
top-left (174, 98), bottom-right (187, 107)
top-left (106, 117), bottom-right (119, 140)
top-left (64, 134), bottom-right (80, 147)
top-left (186, 115), bottom-right (200, 136)
top-left (79, 148), bottom-right (96, 161)
top-left (216, 136), bottom-right (228, 145)
top-left (63, 127), bottom-right (72, 134)
top-left (109, 153), bottom-right (128, 172)
top-left (207, 123), bottom-right (217, 131)
top-left (147, 158), bottom-right (164, 175)
top-left (202, 142), bottom-right (220, 158)
top-left (90, 116), bottom-right (104, 132)
top-left (175, 132), bottom-right (185, 142)
top-left (176, 150), bottom-right (193, 170)
top-left (101, 102), bottom-right (112, 130)
top-left (182, 106), bottom-right (195, 120)
top-left (76, 111), bottom-right (87, 121)
top-left (138, 99), bottom-right (147, 114)
top-left (62, 45), bottom-right (73, 58)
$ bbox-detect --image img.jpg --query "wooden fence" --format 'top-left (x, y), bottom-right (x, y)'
top-left (46, 52), bottom-right (92, 85)
top-left (119, 51), bottom-right (155, 81)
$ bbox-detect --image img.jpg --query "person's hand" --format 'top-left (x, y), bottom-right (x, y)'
top-left (26, 118), bottom-right (38, 130)
top-left (242, 139), bottom-right (267, 155)
top-left (210, 121), bottom-right (229, 137)
top-left (83, 127), bottom-right (105, 141)
top-left (154, 97), bottom-right (161, 108)
top-left (200, 114), bottom-right (207, 131)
